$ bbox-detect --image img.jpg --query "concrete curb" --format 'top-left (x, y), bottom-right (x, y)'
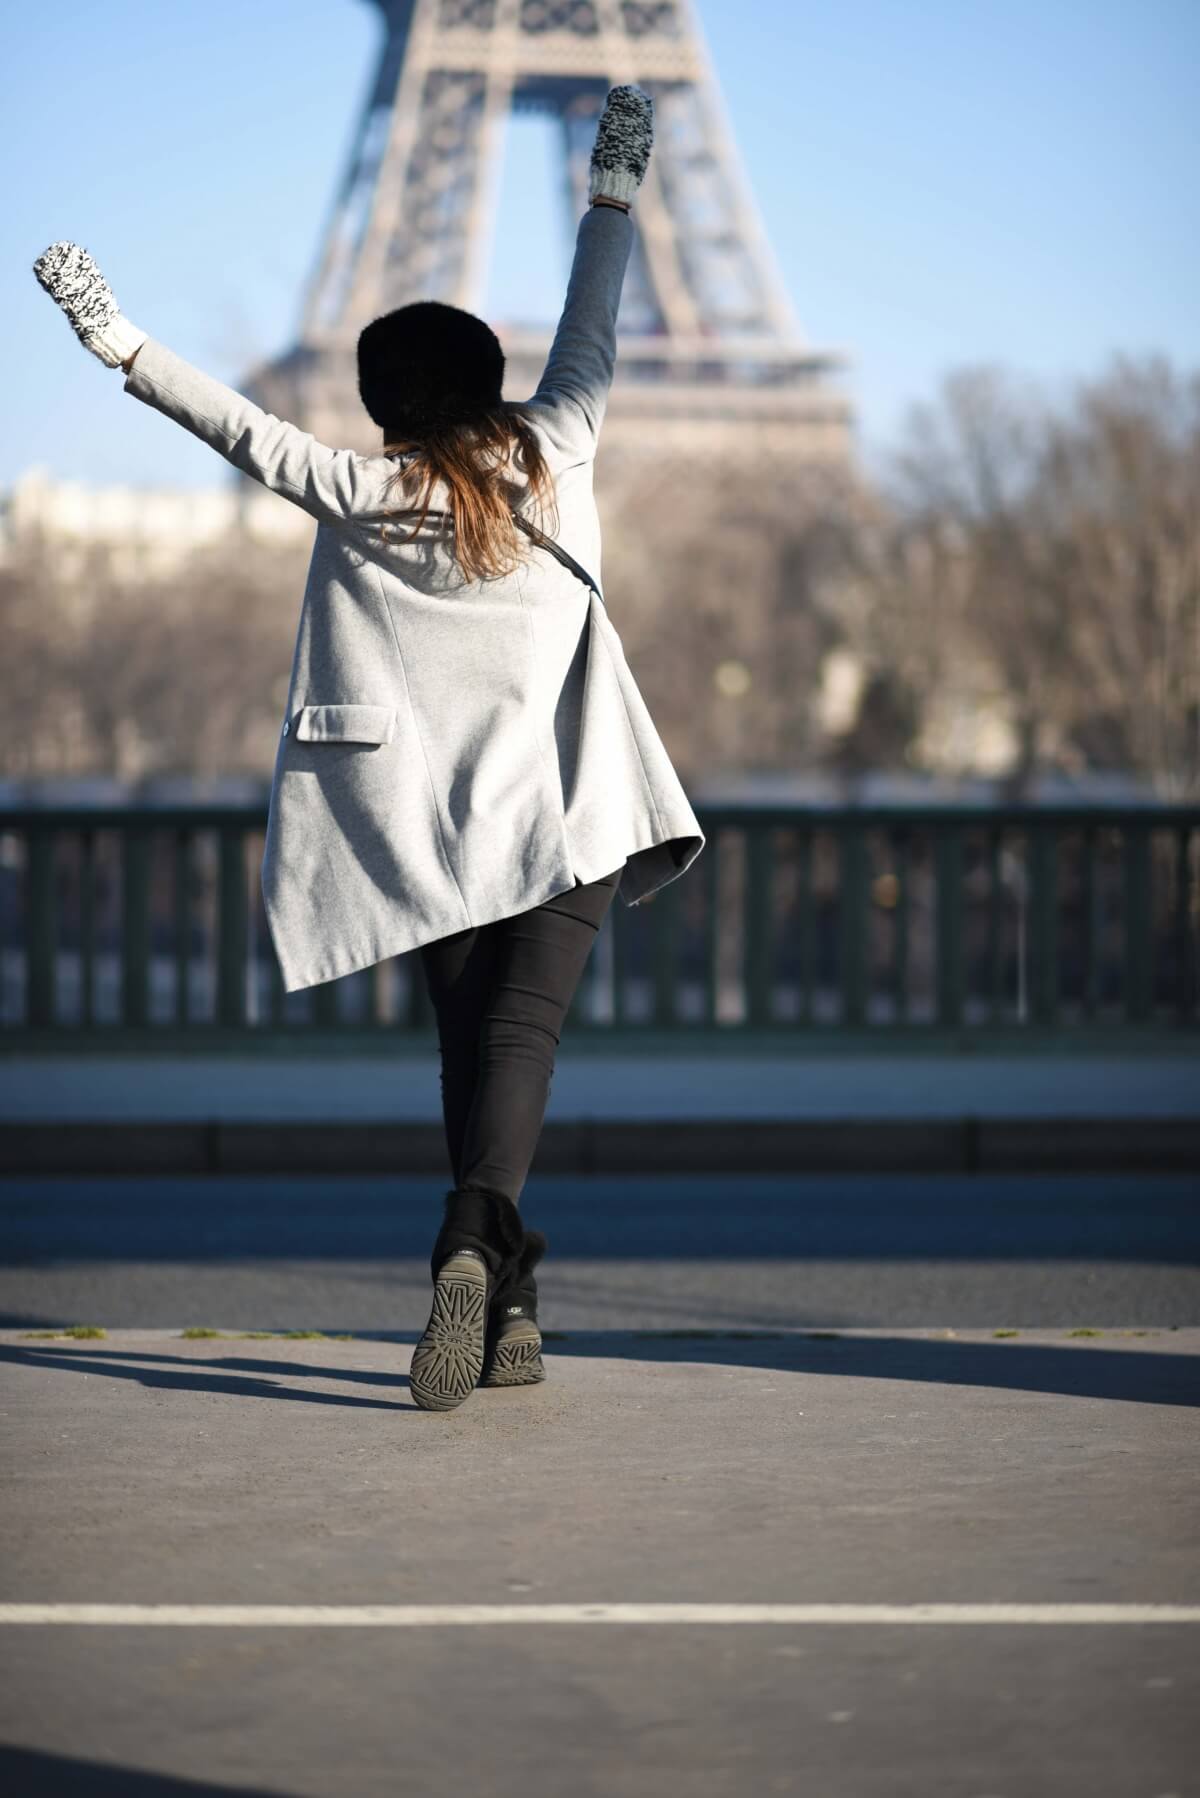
top-left (0, 1117), bottom-right (1195, 1175)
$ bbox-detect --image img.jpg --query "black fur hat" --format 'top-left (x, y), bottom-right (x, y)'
top-left (356, 300), bottom-right (506, 438)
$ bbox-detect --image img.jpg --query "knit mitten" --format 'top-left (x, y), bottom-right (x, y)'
top-left (587, 84), bottom-right (654, 206)
top-left (33, 241), bottom-right (147, 369)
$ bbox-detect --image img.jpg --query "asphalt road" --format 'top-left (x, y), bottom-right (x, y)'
top-left (1, 1171), bottom-right (1198, 1332)
top-left (1, 1173), bottom-right (1198, 1795)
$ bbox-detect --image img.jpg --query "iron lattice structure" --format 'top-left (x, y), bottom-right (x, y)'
top-left (243, 0), bottom-right (853, 482)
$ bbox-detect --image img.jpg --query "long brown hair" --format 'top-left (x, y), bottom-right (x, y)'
top-left (379, 405), bottom-right (560, 584)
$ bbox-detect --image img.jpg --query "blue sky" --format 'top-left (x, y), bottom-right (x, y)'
top-left (3, 0), bottom-right (1196, 491)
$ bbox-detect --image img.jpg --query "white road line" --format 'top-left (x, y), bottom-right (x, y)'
top-left (0, 1604), bottom-right (1197, 1628)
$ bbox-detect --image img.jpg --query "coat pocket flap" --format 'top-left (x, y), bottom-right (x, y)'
top-left (294, 704), bottom-right (396, 745)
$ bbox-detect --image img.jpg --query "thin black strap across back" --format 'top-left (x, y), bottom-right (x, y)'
top-left (510, 510), bottom-right (602, 599)
top-left (383, 474), bottom-right (602, 599)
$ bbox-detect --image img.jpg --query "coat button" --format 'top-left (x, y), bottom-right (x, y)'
top-left (282, 720), bottom-right (290, 736)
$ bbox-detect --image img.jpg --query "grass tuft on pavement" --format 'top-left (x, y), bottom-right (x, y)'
top-left (22, 1325), bottom-right (107, 1340)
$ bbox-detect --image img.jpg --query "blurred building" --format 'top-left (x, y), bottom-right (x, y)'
top-left (0, 467), bottom-right (309, 584)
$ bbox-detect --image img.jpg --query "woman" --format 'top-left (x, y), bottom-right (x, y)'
top-left (33, 84), bottom-right (705, 1413)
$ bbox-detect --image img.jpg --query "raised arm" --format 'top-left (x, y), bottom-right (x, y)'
top-left (32, 241), bottom-right (385, 527)
top-left (530, 202), bottom-right (635, 454)
top-left (119, 337), bottom-right (386, 525)
top-left (527, 84), bottom-right (653, 458)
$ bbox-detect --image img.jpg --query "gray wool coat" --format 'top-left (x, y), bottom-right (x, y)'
top-left (122, 202), bottom-right (705, 992)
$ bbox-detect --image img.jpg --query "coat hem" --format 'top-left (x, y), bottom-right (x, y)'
top-left (272, 822), bottom-right (704, 994)
top-left (273, 863), bottom-right (582, 993)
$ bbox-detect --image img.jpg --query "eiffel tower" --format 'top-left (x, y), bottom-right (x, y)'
top-left (243, 0), bottom-right (852, 483)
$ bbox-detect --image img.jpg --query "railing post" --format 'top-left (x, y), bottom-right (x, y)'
top-left (610, 888), bottom-right (631, 1028)
top-left (312, 979), bottom-right (340, 1030)
top-left (795, 828), bottom-right (814, 1025)
top-left (986, 827), bottom-right (1004, 1023)
top-left (1028, 823), bottom-right (1058, 1027)
top-left (122, 825), bottom-right (152, 1029)
top-left (1178, 826), bottom-right (1195, 1024)
top-left (1123, 824), bottom-right (1152, 1023)
top-left (27, 827), bottom-right (56, 1030)
top-left (79, 828), bottom-right (96, 1030)
top-left (893, 827), bottom-right (911, 1023)
top-left (701, 828), bottom-right (719, 1027)
top-left (174, 828), bottom-right (192, 1025)
top-left (744, 826), bottom-right (773, 1028)
top-left (268, 945), bottom-right (287, 1028)
top-left (1081, 826), bottom-right (1099, 1020)
top-left (216, 825), bottom-right (248, 1029)
top-left (652, 876), bottom-right (682, 1029)
top-left (840, 823), bottom-right (868, 1027)
top-left (935, 826), bottom-right (964, 1028)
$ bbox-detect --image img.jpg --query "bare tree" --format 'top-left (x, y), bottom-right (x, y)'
top-left (840, 354), bottom-right (1200, 795)
top-left (0, 529), bottom-right (310, 784)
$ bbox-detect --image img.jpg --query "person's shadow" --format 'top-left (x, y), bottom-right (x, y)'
top-left (0, 1342), bottom-right (415, 1410)
top-left (0, 1744), bottom-right (288, 1798)
top-left (1, 1330), bottom-right (1196, 1409)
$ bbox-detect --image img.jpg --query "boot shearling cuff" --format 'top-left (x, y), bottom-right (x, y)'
top-left (432, 1183), bottom-right (526, 1282)
top-left (455, 1183), bottom-right (525, 1261)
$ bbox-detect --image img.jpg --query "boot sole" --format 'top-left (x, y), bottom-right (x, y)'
top-left (409, 1252), bottom-right (490, 1412)
top-left (479, 1321), bottom-right (546, 1388)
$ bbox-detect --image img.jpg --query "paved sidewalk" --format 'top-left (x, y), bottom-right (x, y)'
top-left (2, 1171), bottom-right (1197, 1793)
top-left (1, 1325), bottom-right (1196, 1796)
top-left (3, 1052), bottom-right (1197, 1120)
top-left (3, 1053), bottom-right (1197, 1173)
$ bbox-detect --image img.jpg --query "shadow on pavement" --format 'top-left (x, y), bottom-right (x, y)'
top-left (0, 1745), bottom-right (288, 1797)
top-left (552, 1330), bottom-right (1200, 1408)
top-left (0, 1345), bottom-right (415, 1410)
top-left (3, 1334), bottom-right (1197, 1409)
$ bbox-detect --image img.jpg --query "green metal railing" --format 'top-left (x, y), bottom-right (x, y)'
top-left (2, 804), bottom-right (1197, 1048)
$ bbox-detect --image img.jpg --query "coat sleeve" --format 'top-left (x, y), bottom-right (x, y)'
top-left (121, 338), bottom-right (390, 524)
top-left (526, 203), bottom-right (634, 459)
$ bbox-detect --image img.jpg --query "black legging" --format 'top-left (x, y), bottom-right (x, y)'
top-left (417, 866), bottom-right (623, 1203)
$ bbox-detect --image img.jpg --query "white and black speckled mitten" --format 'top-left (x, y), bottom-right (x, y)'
top-left (588, 84), bottom-right (654, 206)
top-left (32, 241), bottom-right (147, 369)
